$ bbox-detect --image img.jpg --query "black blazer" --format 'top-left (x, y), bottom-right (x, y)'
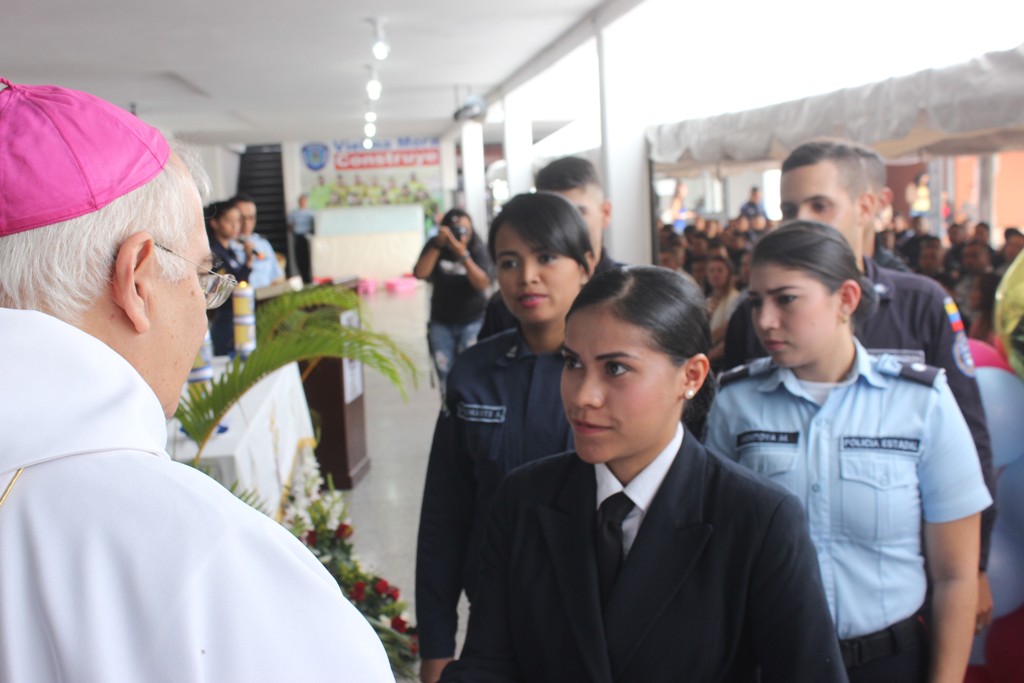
top-left (441, 432), bottom-right (847, 683)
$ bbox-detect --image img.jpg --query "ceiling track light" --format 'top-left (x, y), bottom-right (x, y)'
top-left (365, 111), bottom-right (377, 123)
top-left (369, 17), bottom-right (389, 61)
top-left (362, 138), bottom-right (373, 150)
top-left (366, 65), bottom-right (382, 101)
top-left (364, 122), bottom-right (377, 137)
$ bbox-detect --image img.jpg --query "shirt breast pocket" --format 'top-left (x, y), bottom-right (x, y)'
top-left (737, 446), bottom-right (800, 490)
top-left (838, 455), bottom-right (920, 543)
top-left (457, 410), bottom-right (507, 494)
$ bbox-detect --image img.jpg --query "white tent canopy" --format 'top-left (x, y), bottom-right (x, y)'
top-left (646, 44), bottom-right (1024, 173)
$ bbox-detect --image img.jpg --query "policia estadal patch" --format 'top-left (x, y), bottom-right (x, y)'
top-left (840, 436), bottom-right (922, 453)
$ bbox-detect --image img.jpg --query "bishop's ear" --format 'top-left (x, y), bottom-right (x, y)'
top-left (110, 232), bottom-right (159, 334)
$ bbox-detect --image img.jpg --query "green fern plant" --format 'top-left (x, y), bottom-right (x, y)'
top-left (176, 285), bottom-right (416, 460)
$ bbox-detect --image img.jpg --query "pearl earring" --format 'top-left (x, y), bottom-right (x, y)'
top-left (685, 389), bottom-right (695, 400)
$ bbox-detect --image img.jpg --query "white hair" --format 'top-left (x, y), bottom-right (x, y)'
top-left (0, 141), bottom-right (211, 325)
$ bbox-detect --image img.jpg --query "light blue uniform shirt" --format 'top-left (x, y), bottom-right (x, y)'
top-left (705, 339), bottom-right (991, 639)
top-left (232, 234), bottom-right (283, 289)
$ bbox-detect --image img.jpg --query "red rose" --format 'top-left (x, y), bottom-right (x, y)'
top-left (388, 587), bottom-right (400, 601)
top-left (391, 615), bottom-right (408, 633)
top-left (374, 578), bottom-right (390, 595)
top-left (351, 581), bottom-right (367, 602)
top-left (304, 530), bottom-right (317, 546)
top-left (410, 638), bottom-right (419, 655)
top-left (335, 523), bottom-right (353, 540)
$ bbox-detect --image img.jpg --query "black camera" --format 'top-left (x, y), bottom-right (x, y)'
top-left (451, 225), bottom-right (465, 240)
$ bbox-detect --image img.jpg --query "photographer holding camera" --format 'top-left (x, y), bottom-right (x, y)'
top-left (413, 208), bottom-right (492, 395)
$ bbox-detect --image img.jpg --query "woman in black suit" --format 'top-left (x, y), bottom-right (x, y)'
top-left (440, 266), bottom-right (847, 683)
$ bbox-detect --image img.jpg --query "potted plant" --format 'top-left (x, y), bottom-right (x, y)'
top-left (176, 284), bottom-right (415, 457)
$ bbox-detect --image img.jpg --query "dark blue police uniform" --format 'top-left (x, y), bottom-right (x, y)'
top-left (415, 329), bottom-right (574, 660)
top-left (208, 234), bottom-right (251, 357)
top-left (722, 257), bottom-right (996, 566)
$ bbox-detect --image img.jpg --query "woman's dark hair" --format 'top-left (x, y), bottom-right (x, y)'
top-left (566, 265), bottom-right (716, 430)
top-left (205, 198), bottom-right (240, 229)
top-left (488, 192), bottom-right (593, 273)
top-left (440, 208), bottom-right (471, 229)
top-left (751, 220), bottom-right (879, 323)
top-left (205, 197), bottom-right (241, 224)
top-left (708, 254), bottom-right (735, 276)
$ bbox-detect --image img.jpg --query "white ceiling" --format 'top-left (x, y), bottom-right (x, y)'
top-left (2, 0), bottom-right (613, 145)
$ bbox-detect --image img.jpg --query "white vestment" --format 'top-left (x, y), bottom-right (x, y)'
top-left (0, 308), bottom-right (394, 683)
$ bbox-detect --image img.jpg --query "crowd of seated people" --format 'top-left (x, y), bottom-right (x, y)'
top-left (664, 206), bottom-right (1021, 352)
top-left (658, 211), bottom-right (777, 370)
top-left (876, 215), bottom-right (1023, 344)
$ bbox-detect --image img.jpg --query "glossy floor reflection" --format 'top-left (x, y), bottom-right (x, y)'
top-left (343, 282), bottom-right (469, 665)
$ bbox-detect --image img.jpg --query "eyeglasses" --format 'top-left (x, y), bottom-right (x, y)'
top-left (155, 243), bottom-right (238, 309)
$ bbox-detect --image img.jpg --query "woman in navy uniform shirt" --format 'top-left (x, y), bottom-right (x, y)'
top-left (416, 192), bottom-right (595, 682)
top-left (441, 266), bottom-right (846, 683)
top-left (706, 222), bottom-right (991, 683)
top-left (205, 198), bottom-right (251, 356)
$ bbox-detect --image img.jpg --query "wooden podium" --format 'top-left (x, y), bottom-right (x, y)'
top-left (259, 276), bottom-right (370, 490)
top-left (300, 355), bottom-right (369, 489)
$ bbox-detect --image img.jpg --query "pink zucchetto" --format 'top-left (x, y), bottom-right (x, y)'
top-left (0, 77), bottom-right (170, 236)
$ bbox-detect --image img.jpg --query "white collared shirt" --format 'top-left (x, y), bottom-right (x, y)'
top-left (594, 423), bottom-right (683, 557)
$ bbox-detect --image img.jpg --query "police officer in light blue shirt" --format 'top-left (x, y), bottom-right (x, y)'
top-left (233, 194), bottom-right (283, 289)
top-left (705, 221), bottom-right (991, 683)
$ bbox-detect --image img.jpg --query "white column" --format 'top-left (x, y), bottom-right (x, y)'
top-left (596, 26), bottom-right (652, 266)
top-left (503, 89), bottom-right (534, 197)
top-left (439, 134), bottom-right (458, 212)
top-left (460, 121), bottom-right (488, 235)
top-left (192, 144), bottom-right (241, 202)
top-left (978, 154), bottom-right (996, 229)
top-left (279, 142), bottom-right (303, 211)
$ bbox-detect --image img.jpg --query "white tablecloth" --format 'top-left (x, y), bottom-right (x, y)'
top-left (166, 361), bottom-right (314, 518)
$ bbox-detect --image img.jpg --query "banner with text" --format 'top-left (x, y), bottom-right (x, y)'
top-left (299, 138), bottom-right (442, 218)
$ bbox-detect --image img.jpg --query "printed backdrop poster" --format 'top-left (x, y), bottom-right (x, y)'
top-left (299, 138), bottom-right (442, 221)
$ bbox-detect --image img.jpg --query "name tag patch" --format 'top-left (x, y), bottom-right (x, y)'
top-left (456, 403), bottom-right (506, 423)
top-left (841, 436), bottom-right (921, 453)
top-left (737, 431), bottom-right (799, 447)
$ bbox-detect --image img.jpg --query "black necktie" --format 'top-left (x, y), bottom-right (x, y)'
top-left (595, 491), bottom-right (635, 603)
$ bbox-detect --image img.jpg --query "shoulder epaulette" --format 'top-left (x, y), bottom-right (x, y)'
top-left (718, 357), bottom-right (774, 387)
top-left (877, 358), bottom-right (941, 387)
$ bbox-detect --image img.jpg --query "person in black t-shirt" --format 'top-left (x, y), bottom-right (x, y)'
top-left (413, 209), bottom-right (492, 394)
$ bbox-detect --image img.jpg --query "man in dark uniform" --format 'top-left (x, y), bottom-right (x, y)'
top-left (721, 139), bottom-right (996, 632)
top-left (478, 156), bottom-right (621, 338)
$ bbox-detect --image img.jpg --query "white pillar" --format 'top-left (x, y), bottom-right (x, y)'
top-left (460, 121), bottom-right (488, 235)
top-left (503, 89), bottom-right (534, 196)
top-left (978, 154), bottom-right (996, 229)
top-left (439, 135), bottom-right (458, 213)
top-left (596, 26), bottom-right (652, 266)
top-left (280, 142), bottom-right (303, 212)
top-left (192, 144), bottom-right (241, 202)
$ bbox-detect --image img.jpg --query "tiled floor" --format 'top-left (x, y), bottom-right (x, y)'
top-left (342, 282), bottom-right (469, 662)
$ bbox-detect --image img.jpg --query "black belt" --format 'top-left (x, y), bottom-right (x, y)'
top-left (839, 614), bottom-right (922, 669)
